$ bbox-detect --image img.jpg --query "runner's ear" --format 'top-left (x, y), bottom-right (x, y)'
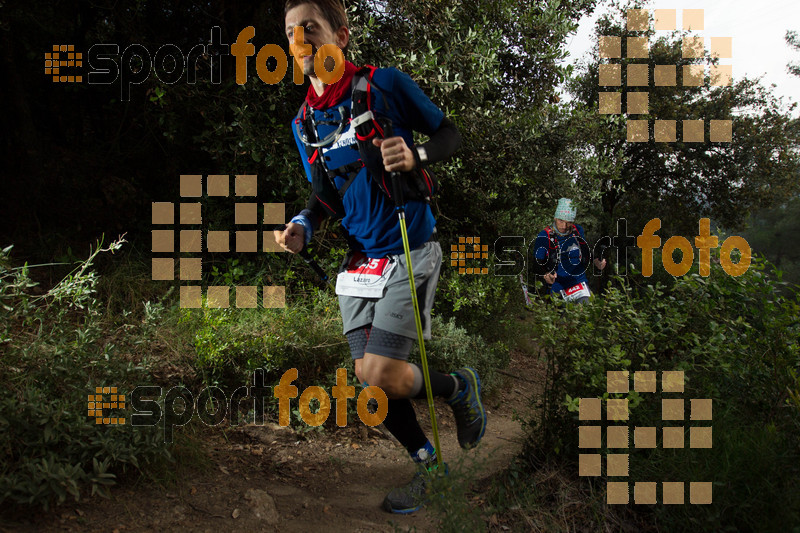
top-left (335, 25), bottom-right (349, 50)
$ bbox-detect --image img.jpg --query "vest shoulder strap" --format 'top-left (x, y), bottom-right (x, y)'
top-left (297, 65), bottom-right (437, 205)
top-left (546, 225), bottom-right (581, 249)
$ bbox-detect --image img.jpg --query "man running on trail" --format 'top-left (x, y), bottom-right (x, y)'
top-left (274, 0), bottom-right (487, 514)
top-left (533, 198), bottom-right (606, 304)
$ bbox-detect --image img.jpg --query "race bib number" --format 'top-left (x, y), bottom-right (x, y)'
top-left (561, 281), bottom-right (590, 302)
top-left (335, 252), bottom-right (396, 298)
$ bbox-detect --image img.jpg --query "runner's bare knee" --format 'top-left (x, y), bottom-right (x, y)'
top-left (362, 355), bottom-right (411, 398)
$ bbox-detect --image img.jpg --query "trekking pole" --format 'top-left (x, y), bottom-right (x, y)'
top-left (519, 273), bottom-right (532, 307)
top-left (384, 124), bottom-right (444, 469)
top-left (299, 248), bottom-right (331, 287)
top-left (276, 224), bottom-right (332, 288)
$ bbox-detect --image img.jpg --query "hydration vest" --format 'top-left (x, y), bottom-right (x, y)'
top-left (545, 224), bottom-right (580, 254)
top-left (541, 224), bottom-right (590, 274)
top-left (294, 66), bottom-right (437, 219)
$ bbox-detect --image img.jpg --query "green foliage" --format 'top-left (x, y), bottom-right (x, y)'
top-left (410, 316), bottom-right (509, 392)
top-left (435, 259), bottom-right (515, 342)
top-left (0, 240), bottom-right (172, 511)
top-left (420, 454), bottom-right (488, 533)
top-left (787, 30), bottom-right (800, 78)
top-left (741, 195), bottom-right (800, 289)
top-left (640, 407), bottom-right (799, 531)
top-left (174, 278), bottom-right (509, 394)
top-left (176, 287), bottom-right (349, 388)
top-left (347, 0), bottom-right (596, 109)
top-left (523, 257), bottom-right (800, 529)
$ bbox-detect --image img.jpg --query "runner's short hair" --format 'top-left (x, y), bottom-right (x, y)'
top-left (284, 0), bottom-right (349, 36)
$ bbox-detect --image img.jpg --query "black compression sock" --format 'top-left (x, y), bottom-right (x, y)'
top-left (382, 398), bottom-right (428, 455)
top-left (411, 365), bottom-right (459, 400)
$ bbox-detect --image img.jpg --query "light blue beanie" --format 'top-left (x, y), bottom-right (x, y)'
top-left (554, 198), bottom-right (576, 221)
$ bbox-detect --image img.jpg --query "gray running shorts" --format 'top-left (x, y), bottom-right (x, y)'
top-left (339, 240), bottom-right (442, 343)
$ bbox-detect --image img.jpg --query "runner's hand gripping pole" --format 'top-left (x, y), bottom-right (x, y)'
top-left (383, 120), bottom-right (444, 469)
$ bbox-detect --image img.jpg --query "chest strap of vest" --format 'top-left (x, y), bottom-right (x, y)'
top-left (331, 160), bottom-right (365, 198)
top-left (298, 103), bottom-right (365, 199)
top-left (295, 103), bottom-right (350, 148)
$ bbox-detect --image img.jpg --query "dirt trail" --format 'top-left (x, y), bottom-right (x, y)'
top-left (14, 349), bottom-right (539, 533)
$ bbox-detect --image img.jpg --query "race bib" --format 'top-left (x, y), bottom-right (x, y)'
top-left (335, 252), bottom-right (396, 298)
top-left (561, 281), bottom-right (590, 302)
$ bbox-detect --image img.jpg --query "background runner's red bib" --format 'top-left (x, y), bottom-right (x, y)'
top-left (561, 281), bottom-right (590, 301)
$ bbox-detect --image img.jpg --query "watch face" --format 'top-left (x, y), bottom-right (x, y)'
top-left (417, 146), bottom-right (428, 163)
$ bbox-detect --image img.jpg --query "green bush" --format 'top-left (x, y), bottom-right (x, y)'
top-left (434, 253), bottom-right (518, 343)
top-left (410, 315), bottom-right (509, 392)
top-left (638, 406), bottom-right (800, 531)
top-left (0, 240), bottom-right (172, 511)
top-left (176, 286), bottom-right (349, 388)
top-left (522, 257), bottom-right (800, 530)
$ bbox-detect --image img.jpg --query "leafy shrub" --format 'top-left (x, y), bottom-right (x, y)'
top-left (523, 258), bottom-right (800, 530)
top-left (410, 315), bottom-right (509, 392)
top-left (638, 406), bottom-right (800, 531)
top-left (177, 287), bottom-right (349, 388)
top-left (0, 240), bottom-right (172, 511)
top-left (434, 254), bottom-right (517, 342)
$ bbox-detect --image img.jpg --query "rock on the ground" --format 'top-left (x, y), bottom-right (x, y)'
top-left (244, 489), bottom-right (279, 524)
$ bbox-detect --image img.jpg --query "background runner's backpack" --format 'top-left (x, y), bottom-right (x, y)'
top-left (544, 224), bottom-right (580, 255)
top-left (295, 66), bottom-right (437, 219)
top-left (531, 224), bottom-right (589, 275)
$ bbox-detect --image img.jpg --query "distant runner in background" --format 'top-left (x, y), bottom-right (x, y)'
top-left (532, 198), bottom-right (606, 304)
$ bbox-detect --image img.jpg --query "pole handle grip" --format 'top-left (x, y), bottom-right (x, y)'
top-left (378, 118), bottom-right (405, 210)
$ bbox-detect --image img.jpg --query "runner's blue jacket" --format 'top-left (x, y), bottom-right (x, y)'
top-left (533, 224), bottom-right (590, 294)
top-left (292, 68), bottom-right (443, 257)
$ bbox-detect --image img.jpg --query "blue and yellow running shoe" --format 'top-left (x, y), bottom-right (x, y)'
top-left (446, 367), bottom-right (487, 449)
